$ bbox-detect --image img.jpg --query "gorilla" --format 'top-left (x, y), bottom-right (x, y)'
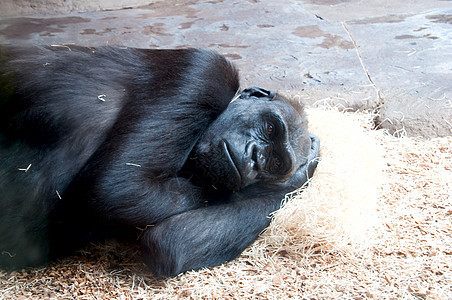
top-left (0, 45), bottom-right (319, 276)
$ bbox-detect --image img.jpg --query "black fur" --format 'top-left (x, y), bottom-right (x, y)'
top-left (0, 45), bottom-right (319, 276)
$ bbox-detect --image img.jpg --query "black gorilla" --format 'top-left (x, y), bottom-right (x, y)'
top-left (0, 45), bottom-right (319, 276)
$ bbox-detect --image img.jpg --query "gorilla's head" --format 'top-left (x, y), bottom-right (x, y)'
top-left (192, 87), bottom-right (313, 191)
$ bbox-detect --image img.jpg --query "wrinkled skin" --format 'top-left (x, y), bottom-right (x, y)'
top-left (0, 46), bottom-right (319, 276)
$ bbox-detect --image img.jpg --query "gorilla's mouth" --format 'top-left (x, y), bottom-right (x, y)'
top-left (222, 141), bottom-right (242, 188)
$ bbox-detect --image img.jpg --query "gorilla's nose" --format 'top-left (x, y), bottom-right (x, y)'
top-left (240, 141), bottom-right (265, 184)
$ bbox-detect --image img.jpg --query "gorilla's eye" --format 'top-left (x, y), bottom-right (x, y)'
top-left (266, 122), bottom-right (274, 136)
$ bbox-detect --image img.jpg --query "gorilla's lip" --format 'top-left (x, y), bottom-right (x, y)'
top-left (222, 141), bottom-right (242, 187)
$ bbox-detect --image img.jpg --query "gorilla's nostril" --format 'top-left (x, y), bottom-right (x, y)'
top-left (251, 146), bottom-right (259, 170)
top-left (251, 146), bottom-right (257, 160)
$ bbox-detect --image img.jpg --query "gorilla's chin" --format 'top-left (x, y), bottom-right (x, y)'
top-left (189, 155), bottom-right (241, 192)
top-left (184, 144), bottom-right (242, 193)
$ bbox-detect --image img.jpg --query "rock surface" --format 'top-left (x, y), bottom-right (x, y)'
top-left (1, 0), bottom-right (450, 137)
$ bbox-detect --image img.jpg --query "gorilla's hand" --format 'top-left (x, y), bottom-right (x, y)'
top-left (286, 133), bottom-right (320, 190)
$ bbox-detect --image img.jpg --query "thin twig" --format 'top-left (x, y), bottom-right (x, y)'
top-left (341, 21), bottom-right (383, 103)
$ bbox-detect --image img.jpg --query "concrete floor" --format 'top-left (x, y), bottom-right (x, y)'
top-left (0, 0), bottom-right (451, 137)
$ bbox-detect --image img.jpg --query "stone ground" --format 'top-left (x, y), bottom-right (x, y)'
top-left (0, 0), bottom-right (451, 137)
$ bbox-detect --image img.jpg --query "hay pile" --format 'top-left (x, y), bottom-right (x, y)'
top-left (261, 108), bottom-right (383, 254)
top-left (1, 108), bottom-right (451, 299)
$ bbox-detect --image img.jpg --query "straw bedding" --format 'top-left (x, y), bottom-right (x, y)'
top-left (1, 107), bottom-right (450, 299)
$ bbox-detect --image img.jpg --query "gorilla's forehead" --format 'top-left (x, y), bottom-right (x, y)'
top-left (228, 98), bottom-right (300, 121)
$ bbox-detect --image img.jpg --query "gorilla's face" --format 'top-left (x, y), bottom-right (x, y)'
top-left (192, 88), bottom-right (312, 191)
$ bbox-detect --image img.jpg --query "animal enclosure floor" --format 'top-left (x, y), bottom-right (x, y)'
top-left (0, 109), bottom-right (450, 299)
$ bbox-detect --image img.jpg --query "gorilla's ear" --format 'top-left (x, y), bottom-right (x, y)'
top-left (238, 87), bottom-right (275, 101)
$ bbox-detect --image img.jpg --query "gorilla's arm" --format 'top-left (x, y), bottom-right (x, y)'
top-left (141, 134), bottom-right (320, 276)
